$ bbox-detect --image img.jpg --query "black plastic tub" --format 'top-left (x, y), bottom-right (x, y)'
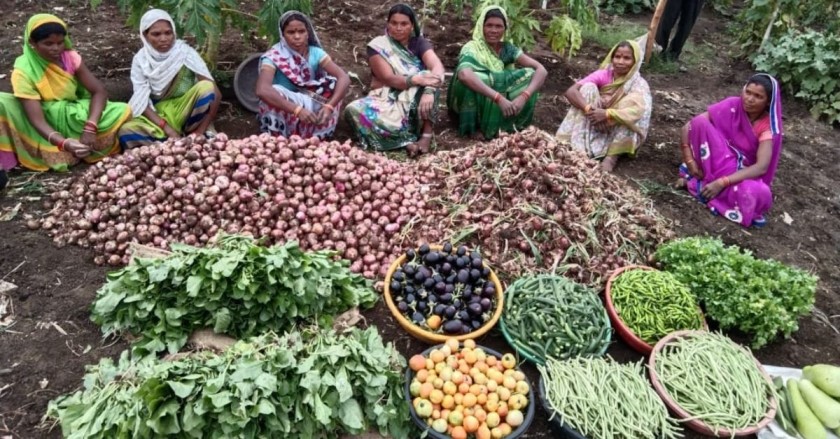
top-left (404, 344), bottom-right (536, 438)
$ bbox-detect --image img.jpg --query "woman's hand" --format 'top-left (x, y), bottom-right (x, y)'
top-left (511, 95), bottom-right (530, 116)
top-left (163, 125), bottom-right (181, 140)
top-left (498, 97), bottom-right (517, 117)
top-left (63, 139), bottom-right (91, 158)
top-left (586, 108), bottom-right (609, 124)
top-left (419, 94), bottom-right (435, 120)
top-left (700, 178), bottom-right (726, 200)
top-left (298, 108), bottom-right (320, 125)
top-left (412, 72), bottom-right (443, 88)
top-left (79, 131), bottom-right (97, 147)
top-left (686, 161), bottom-right (704, 180)
top-left (316, 106), bottom-right (334, 125)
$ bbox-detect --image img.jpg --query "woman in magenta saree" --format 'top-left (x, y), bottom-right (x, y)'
top-left (677, 73), bottom-right (783, 227)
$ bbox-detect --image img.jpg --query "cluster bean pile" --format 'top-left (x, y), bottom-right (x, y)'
top-left (653, 331), bottom-right (775, 433)
top-left (500, 275), bottom-right (610, 364)
top-left (414, 127), bottom-right (673, 284)
top-left (91, 234), bottom-right (377, 355)
top-left (655, 237), bottom-right (818, 347)
top-left (538, 357), bottom-right (680, 439)
top-left (610, 268), bottom-right (704, 344)
top-left (38, 133), bottom-right (433, 278)
top-left (47, 328), bottom-right (414, 439)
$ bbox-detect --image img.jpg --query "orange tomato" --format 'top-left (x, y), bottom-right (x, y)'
top-left (486, 411), bottom-right (501, 428)
top-left (464, 350), bottom-right (478, 365)
top-left (442, 394), bottom-right (455, 410)
top-left (416, 369), bottom-right (429, 383)
top-left (463, 339), bottom-right (476, 350)
top-left (427, 315), bottom-right (442, 331)
top-left (420, 382), bottom-right (434, 399)
top-left (429, 389), bottom-right (444, 404)
top-left (450, 426), bottom-right (467, 439)
top-left (476, 393), bottom-right (488, 406)
top-left (486, 356), bottom-right (497, 367)
top-left (463, 415), bottom-right (480, 433)
top-left (500, 353), bottom-right (516, 369)
top-left (463, 393), bottom-right (477, 408)
top-left (446, 338), bottom-right (460, 354)
top-left (409, 355), bottom-right (427, 372)
top-left (477, 423), bottom-right (492, 439)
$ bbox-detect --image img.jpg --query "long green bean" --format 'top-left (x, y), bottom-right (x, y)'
top-left (611, 269), bottom-right (703, 344)
top-left (503, 275), bottom-right (611, 363)
top-left (538, 357), bottom-right (681, 439)
top-left (653, 332), bottom-right (773, 437)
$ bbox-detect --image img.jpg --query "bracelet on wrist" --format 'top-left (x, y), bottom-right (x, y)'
top-left (157, 118), bottom-right (167, 129)
top-left (58, 138), bottom-right (68, 152)
top-left (47, 131), bottom-right (61, 146)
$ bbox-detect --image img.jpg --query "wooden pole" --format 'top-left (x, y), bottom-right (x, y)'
top-left (645, 0), bottom-right (669, 63)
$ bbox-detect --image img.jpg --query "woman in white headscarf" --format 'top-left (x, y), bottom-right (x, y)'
top-left (255, 11), bottom-right (350, 140)
top-left (119, 9), bottom-right (220, 149)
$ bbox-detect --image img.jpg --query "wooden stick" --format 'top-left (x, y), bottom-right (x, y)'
top-left (758, 1), bottom-right (782, 53)
top-left (645, 0), bottom-right (669, 63)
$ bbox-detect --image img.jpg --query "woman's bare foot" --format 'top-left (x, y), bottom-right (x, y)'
top-left (417, 133), bottom-right (433, 154)
top-left (600, 155), bottom-right (618, 172)
top-left (406, 143), bottom-right (420, 157)
top-left (672, 177), bottom-right (687, 189)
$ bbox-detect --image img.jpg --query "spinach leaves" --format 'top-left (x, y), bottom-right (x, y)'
top-left (47, 328), bottom-right (414, 438)
top-left (91, 234), bottom-right (377, 355)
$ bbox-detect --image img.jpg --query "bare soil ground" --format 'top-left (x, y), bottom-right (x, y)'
top-left (1, 1), bottom-right (838, 438)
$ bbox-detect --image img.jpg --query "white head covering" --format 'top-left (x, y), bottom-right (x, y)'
top-left (127, 9), bottom-right (214, 116)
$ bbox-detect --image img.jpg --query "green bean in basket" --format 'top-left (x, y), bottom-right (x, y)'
top-left (611, 269), bottom-right (703, 344)
top-left (654, 332), bottom-right (775, 433)
top-left (538, 357), bottom-right (681, 439)
top-left (501, 275), bottom-right (611, 363)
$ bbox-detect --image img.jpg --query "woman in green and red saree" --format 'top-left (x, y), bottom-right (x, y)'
top-left (0, 14), bottom-right (131, 172)
top-left (343, 4), bottom-right (445, 156)
top-left (556, 40), bottom-right (652, 172)
top-left (447, 5), bottom-right (547, 140)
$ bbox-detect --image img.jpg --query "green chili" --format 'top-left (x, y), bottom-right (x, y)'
top-left (611, 268), bottom-right (704, 344)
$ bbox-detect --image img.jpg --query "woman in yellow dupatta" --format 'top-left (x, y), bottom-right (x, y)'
top-left (0, 14), bottom-right (131, 172)
top-left (556, 40), bottom-right (652, 172)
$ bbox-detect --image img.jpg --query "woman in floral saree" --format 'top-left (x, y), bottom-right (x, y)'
top-left (255, 11), bottom-right (349, 140)
top-left (0, 14), bottom-right (131, 172)
top-left (447, 5), bottom-right (546, 140)
top-left (677, 73), bottom-right (783, 227)
top-left (556, 40), bottom-right (652, 172)
top-left (343, 3), bottom-right (445, 155)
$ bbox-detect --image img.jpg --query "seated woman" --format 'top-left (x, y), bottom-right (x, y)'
top-left (0, 14), bottom-right (131, 172)
top-left (344, 3), bottom-right (445, 155)
top-left (556, 40), bottom-right (652, 172)
top-left (119, 9), bottom-right (220, 149)
top-left (448, 6), bottom-right (546, 140)
top-left (677, 73), bottom-right (783, 228)
top-left (255, 11), bottom-right (349, 140)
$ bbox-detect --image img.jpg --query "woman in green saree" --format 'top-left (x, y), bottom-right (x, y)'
top-left (343, 4), bottom-right (445, 156)
top-left (0, 14), bottom-right (132, 172)
top-left (448, 6), bottom-right (547, 140)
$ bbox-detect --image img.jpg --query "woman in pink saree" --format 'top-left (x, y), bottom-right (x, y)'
top-left (677, 73), bottom-right (783, 227)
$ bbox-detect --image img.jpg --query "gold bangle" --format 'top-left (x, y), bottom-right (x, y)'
top-left (521, 90), bottom-right (532, 100)
top-left (584, 104), bottom-right (592, 114)
top-left (294, 105), bottom-right (303, 117)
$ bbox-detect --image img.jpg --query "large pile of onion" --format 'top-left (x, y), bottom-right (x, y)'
top-left (39, 133), bottom-right (433, 278)
top-left (411, 127), bottom-right (674, 285)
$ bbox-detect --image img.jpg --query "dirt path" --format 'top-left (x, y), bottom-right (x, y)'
top-left (1, 1), bottom-right (838, 438)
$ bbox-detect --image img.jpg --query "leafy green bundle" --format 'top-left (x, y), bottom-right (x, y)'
top-left (47, 327), bottom-right (414, 439)
top-left (91, 234), bottom-right (377, 355)
top-left (655, 237), bottom-right (817, 348)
